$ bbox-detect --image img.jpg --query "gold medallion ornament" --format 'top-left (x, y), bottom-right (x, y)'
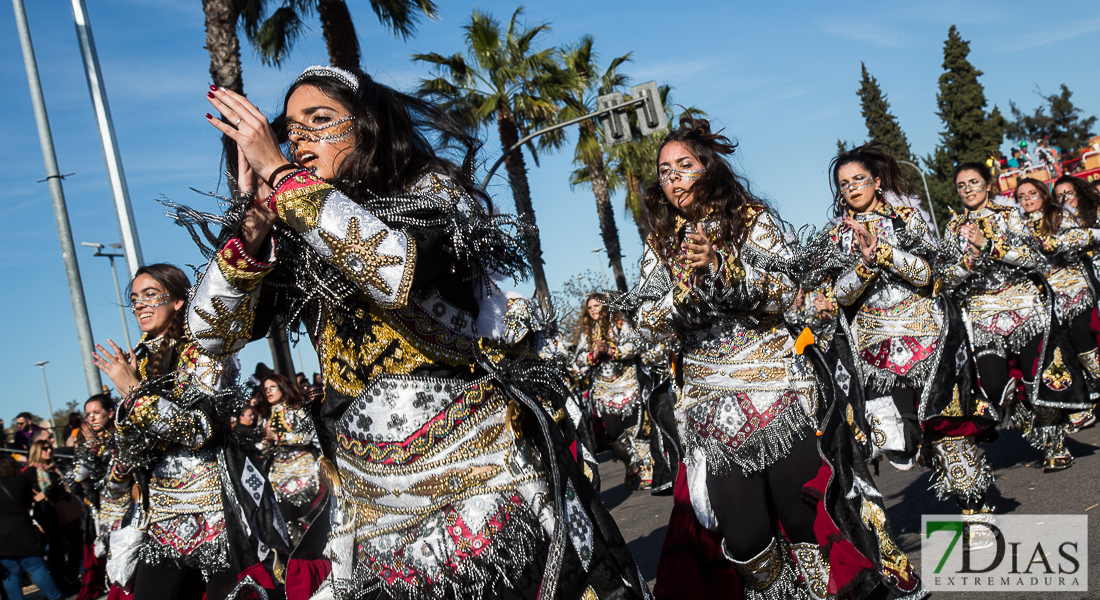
top-left (192, 297), bottom-right (255, 355)
top-left (318, 218), bottom-right (403, 296)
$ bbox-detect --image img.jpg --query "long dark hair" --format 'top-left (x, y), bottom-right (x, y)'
top-left (273, 70), bottom-right (489, 210)
top-left (642, 115), bottom-right (769, 262)
top-left (829, 142), bottom-right (914, 217)
top-left (261, 373), bottom-right (304, 407)
top-left (576, 292), bottom-right (611, 348)
top-left (1015, 178), bottom-right (1060, 236)
top-left (132, 264), bottom-right (191, 379)
top-left (1054, 175), bottom-right (1100, 228)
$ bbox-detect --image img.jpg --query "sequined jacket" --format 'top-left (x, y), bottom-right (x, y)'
top-left (632, 208), bottom-right (816, 476)
top-left (942, 203), bottom-right (1046, 355)
top-left (830, 201), bottom-right (943, 391)
top-left (192, 170), bottom-right (571, 600)
top-left (575, 316), bottom-right (642, 416)
top-left (112, 333), bottom-right (239, 578)
top-left (1025, 209), bottom-right (1100, 322)
top-left (71, 434), bottom-right (133, 558)
top-left (266, 403), bottom-right (321, 508)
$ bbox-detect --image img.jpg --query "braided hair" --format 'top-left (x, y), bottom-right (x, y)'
top-left (131, 264), bottom-right (190, 379)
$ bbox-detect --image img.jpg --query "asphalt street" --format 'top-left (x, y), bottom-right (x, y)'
top-left (598, 422), bottom-right (1100, 600)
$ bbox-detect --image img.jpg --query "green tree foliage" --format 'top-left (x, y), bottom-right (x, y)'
top-left (559, 37), bottom-right (633, 292)
top-left (242, 0), bottom-right (438, 70)
top-left (923, 26), bottom-right (1006, 231)
top-left (1006, 84), bottom-right (1097, 152)
top-left (855, 63), bottom-right (933, 214)
top-left (414, 7), bottom-right (571, 308)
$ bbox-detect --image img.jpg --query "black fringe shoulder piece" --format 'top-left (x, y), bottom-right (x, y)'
top-left (160, 174), bottom-right (536, 335)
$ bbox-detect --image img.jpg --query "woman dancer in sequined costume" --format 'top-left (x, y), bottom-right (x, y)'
top-left (199, 65), bottom-right (646, 600)
top-left (1015, 178), bottom-right (1100, 461)
top-left (92, 264), bottom-right (287, 600)
top-left (575, 293), bottom-right (654, 488)
top-left (631, 116), bottom-right (923, 600)
top-left (823, 144), bottom-right (997, 517)
top-left (942, 164), bottom-right (1091, 473)
top-left (261, 374), bottom-right (323, 543)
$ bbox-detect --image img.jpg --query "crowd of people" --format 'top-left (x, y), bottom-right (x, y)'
top-left (3, 63), bottom-right (1099, 600)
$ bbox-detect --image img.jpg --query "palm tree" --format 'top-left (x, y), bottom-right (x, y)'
top-left (559, 37), bottom-right (632, 292)
top-left (243, 0), bottom-right (438, 70)
top-left (571, 86), bottom-right (704, 245)
top-left (203, 0), bottom-right (246, 92)
top-left (414, 7), bottom-right (570, 309)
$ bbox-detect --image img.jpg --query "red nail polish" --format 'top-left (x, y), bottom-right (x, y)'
top-left (208, 91), bottom-right (215, 98)
top-left (209, 85), bottom-right (217, 91)
top-left (205, 113), bottom-right (213, 119)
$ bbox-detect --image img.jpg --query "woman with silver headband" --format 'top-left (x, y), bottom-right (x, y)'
top-left (820, 144), bottom-right (997, 521)
top-left (574, 293), bottom-right (655, 489)
top-left (941, 164), bottom-right (1092, 473)
top-left (91, 264), bottom-right (288, 600)
top-left (1014, 177), bottom-right (1100, 449)
top-left (196, 65), bottom-right (647, 600)
top-left (629, 116), bottom-right (923, 600)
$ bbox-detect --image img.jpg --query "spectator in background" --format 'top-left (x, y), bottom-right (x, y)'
top-left (1008, 148), bottom-right (1022, 169)
top-left (22, 441), bottom-right (81, 594)
top-left (0, 454), bottom-right (64, 600)
top-left (11, 413), bottom-right (43, 451)
top-left (312, 373), bottom-right (322, 388)
top-left (0, 418), bottom-right (7, 449)
top-left (1036, 138), bottom-right (1060, 176)
top-left (63, 414), bottom-right (82, 448)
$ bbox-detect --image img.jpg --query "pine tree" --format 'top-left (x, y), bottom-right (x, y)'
top-left (1007, 84), bottom-right (1097, 152)
top-left (924, 26), bottom-right (1006, 230)
top-left (858, 63), bottom-right (915, 164)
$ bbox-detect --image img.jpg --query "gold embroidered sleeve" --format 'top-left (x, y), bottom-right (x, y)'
top-left (270, 169), bottom-right (416, 308)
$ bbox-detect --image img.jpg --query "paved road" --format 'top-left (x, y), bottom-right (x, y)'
top-left (599, 423), bottom-right (1100, 599)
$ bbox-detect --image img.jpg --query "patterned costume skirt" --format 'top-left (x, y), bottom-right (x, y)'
top-left (270, 447), bottom-right (321, 508)
top-left (676, 319), bottom-right (817, 478)
top-left (853, 293), bottom-right (943, 392)
top-left (591, 364), bottom-right (642, 417)
top-left (140, 447), bottom-right (229, 579)
top-left (95, 492), bottom-right (133, 559)
top-left (965, 280), bottom-right (1046, 357)
top-left (1046, 263), bottom-right (1094, 322)
top-left (327, 375), bottom-right (554, 600)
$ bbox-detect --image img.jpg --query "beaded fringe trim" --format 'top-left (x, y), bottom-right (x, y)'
top-left (330, 503), bottom-right (546, 600)
top-left (929, 455), bottom-right (994, 504)
top-left (683, 402), bottom-right (812, 477)
top-left (137, 529), bottom-right (230, 582)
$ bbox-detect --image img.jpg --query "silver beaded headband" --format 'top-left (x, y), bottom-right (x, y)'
top-left (296, 65), bottom-right (360, 92)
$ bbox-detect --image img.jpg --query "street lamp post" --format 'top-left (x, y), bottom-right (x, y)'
top-left (34, 361), bottom-right (55, 435)
top-left (899, 160), bottom-right (939, 238)
top-left (82, 242), bottom-right (133, 349)
top-left (592, 248), bottom-right (609, 289)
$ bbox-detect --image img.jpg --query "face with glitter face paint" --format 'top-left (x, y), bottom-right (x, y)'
top-left (658, 142), bottom-right (705, 212)
top-left (955, 169), bottom-right (991, 211)
top-left (837, 162), bottom-right (880, 213)
top-left (285, 84), bottom-right (356, 181)
top-left (1016, 182), bottom-right (1044, 214)
top-left (130, 274), bottom-right (184, 338)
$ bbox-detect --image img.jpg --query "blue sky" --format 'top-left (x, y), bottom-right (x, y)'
top-left (2, 0), bottom-right (1098, 424)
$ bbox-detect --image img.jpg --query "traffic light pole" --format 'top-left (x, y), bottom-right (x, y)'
top-left (481, 97), bottom-right (645, 189)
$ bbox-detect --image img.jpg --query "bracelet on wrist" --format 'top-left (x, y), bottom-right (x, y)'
top-left (266, 164), bottom-right (298, 190)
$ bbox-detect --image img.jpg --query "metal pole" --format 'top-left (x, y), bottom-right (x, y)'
top-left (34, 362), bottom-right (55, 433)
top-left (14, 0), bottom-right (102, 396)
top-left (481, 97), bottom-right (646, 188)
top-left (900, 160), bottom-right (939, 238)
top-left (592, 248), bottom-right (608, 289)
top-left (107, 255), bottom-right (133, 350)
top-left (69, 0), bottom-right (144, 277)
